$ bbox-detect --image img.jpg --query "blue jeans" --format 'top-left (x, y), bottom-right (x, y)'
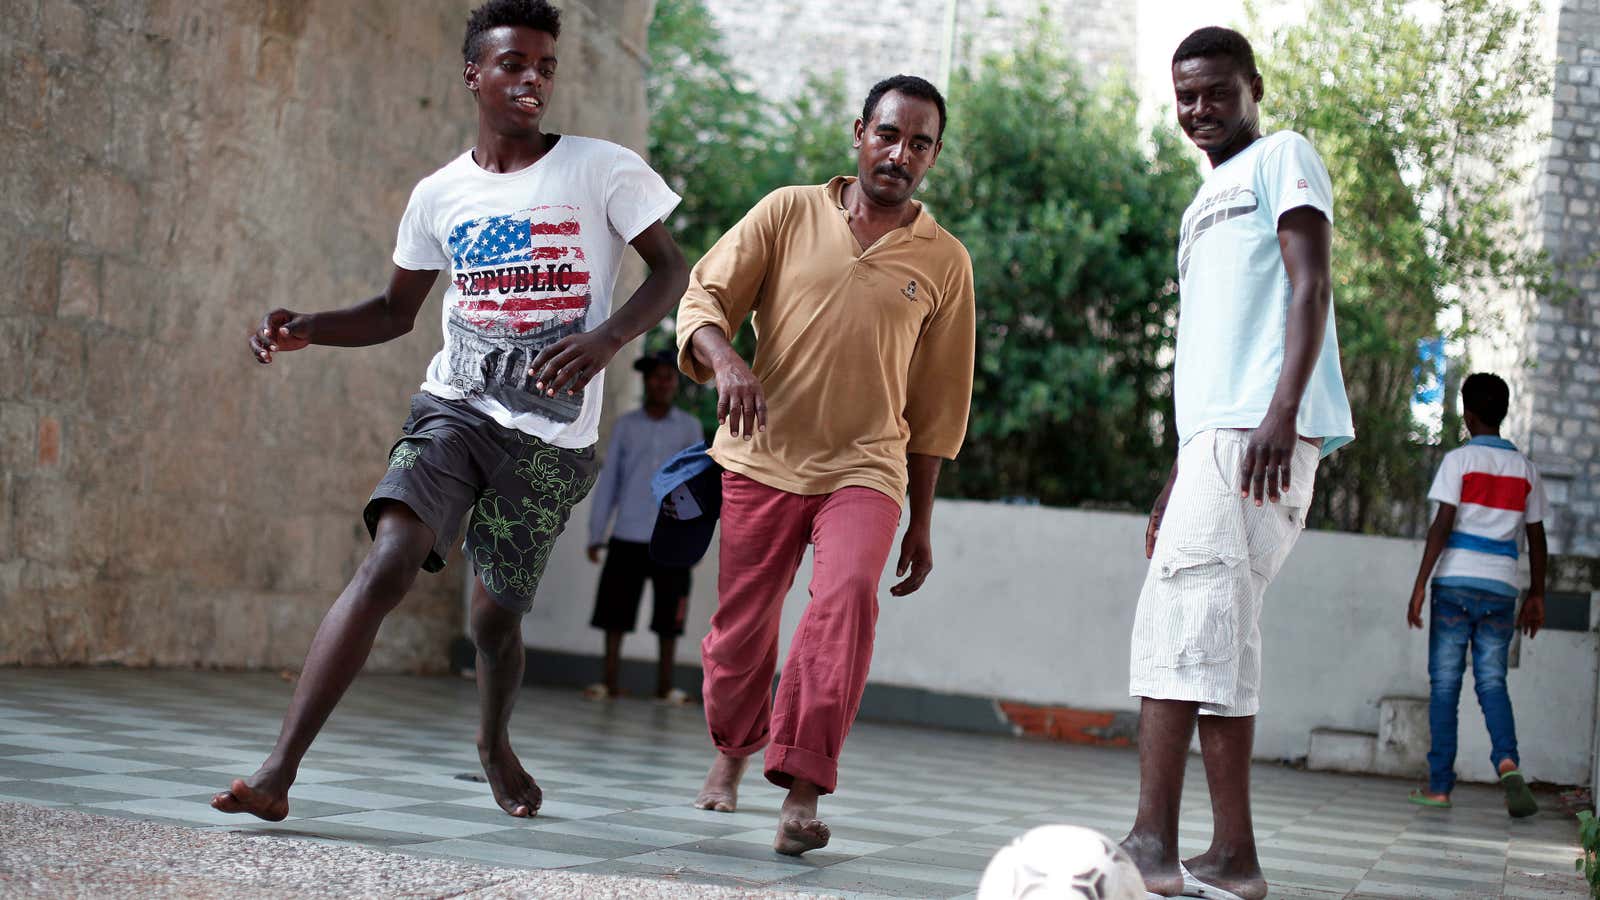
top-left (1427, 583), bottom-right (1520, 794)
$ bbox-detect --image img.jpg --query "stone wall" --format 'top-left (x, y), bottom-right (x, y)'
top-left (1466, 0), bottom-right (1599, 556)
top-left (701, 0), bottom-right (1135, 107)
top-left (0, 0), bottom-right (655, 670)
top-left (1527, 0), bottom-right (1600, 556)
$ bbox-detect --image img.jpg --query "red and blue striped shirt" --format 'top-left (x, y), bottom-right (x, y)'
top-left (1427, 435), bottom-right (1548, 597)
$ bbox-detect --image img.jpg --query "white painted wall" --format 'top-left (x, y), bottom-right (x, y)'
top-left (524, 496), bottom-right (1597, 785)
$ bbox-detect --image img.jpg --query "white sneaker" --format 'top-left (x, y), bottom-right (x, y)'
top-left (582, 683), bottom-right (614, 701)
top-left (657, 688), bottom-right (691, 706)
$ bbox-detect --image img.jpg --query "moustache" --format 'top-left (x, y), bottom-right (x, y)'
top-left (875, 164), bottom-right (912, 182)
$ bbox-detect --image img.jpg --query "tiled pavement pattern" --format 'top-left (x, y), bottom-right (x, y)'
top-left (0, 669), bottom-right (1586, 899)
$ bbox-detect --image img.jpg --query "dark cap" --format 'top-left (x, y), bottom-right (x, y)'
top-left (633, 349), bottom-right (677, 376)
top-left (648, 442), bottom-right (721, 568)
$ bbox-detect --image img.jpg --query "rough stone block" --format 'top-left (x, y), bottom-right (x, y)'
top-left (36, 415), bottom-right (60, 468)
top-left (67, 170), bottom-right (141, 255)
top-left (57, 253), bottom-right (100, 319)
top-left (0, 404), bottom-right (34, 473)
top-left (27, 320), bottom-right (85, 406)
top-left (2, 46), bottom-right (50, 134)
top-left (39, 0), bottom-right (91, 56)
top-left (5, 239), bottom-right (60, 316)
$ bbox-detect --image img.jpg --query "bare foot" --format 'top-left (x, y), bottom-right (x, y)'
top-left (479, 742), bottom-right (542, 818)
top-left (1183, 851), bottom-right (1267, 900)
top-left (775, 816), bottom-right (830, 855)
top-left (1119, 831), bottom-right (1182, 897)
top-left (210, 775), bottom-right (289, 822)
top-left (693, 752), bottom-right (748, 812)
top-left (773, 779), bottom-right (829, 856)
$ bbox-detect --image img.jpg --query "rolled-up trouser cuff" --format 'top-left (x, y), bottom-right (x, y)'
top-left (764, 743), bottom-right (838, 794)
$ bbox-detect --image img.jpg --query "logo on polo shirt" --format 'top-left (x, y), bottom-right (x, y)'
top-left (902, 279), bottom-right (918, 301)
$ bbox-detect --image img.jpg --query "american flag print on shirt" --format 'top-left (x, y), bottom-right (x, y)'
top-left (444, 206), bottom-right (591, 422)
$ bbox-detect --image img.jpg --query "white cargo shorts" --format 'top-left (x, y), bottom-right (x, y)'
top-left (1128, 428), bottom-right (1319, 717)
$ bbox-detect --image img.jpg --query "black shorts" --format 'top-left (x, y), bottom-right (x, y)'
top-left (591, 539), bottom-right (692, 636)
top-left (364, 393), bottom-right (597, 614)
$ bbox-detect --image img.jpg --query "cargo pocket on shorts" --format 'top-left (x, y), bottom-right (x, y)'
top-left (1153, 547), bottom-right (1246, 668)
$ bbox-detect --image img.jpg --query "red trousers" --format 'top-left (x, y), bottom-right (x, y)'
top-left (700, 472), bottom-right (901, 794)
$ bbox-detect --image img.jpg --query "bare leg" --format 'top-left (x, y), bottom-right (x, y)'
top-left (1183, 714), bottom-right (1267, 900)
top-left (774, 778), bottom-right (830, 855)
top-left (656, 635), bottom-right (677, 698)
top-left (212, 503), bottom-right (434, 820)
top-left (1119, 697), bottom-right (1197, 897)
top-left (693, 752), bottom-right (749, 812)
top-left (471, 578), bottom-right (542, 818)
top-left (602, 630), bottom-right (623, 696)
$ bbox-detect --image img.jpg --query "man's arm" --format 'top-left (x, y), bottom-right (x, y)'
top-left (1408, 503), bottom-right (1456, 628)
top-left (1520, 521), bottom-right (1547, 638)
top-left (689, 326), bottom-right (766, 440)
top-left (677, 194), bottom-right (781, 439)
top-left (1145, 459), bottom-right (1179, 559)
top-left (248, 267), bottom-right (439, 363)
top-left (891, 453), bottom-right (942, 597)
top-left (1241, 205), bottom-right (1332, 505)
top-left (529, 222), bottom-right (688, 397)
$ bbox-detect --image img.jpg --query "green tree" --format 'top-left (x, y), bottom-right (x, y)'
top-left (924, 35), bottom-right (1198, 505)
top-left (1253, 0), bottom-right (1554, 533)
top-left (646, 0), bottom-right (848, 264)
top-left (644, 0), bottom-right (848, 431)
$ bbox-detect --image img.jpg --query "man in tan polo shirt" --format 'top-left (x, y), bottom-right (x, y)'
top-left (675, 74), bottom-right (975, 856)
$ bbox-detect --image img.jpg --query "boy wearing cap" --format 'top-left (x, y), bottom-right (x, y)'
top-left (585, 352), bottom-right (705, 703)
top-left (675, 75), bottom-right (975, 855)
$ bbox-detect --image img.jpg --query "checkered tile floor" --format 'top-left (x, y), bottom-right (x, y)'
top-left (0, 669), bottom-right (1586, 899)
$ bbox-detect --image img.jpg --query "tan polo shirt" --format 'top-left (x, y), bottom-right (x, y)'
top-left (675, 176), bottom-right (975, 500)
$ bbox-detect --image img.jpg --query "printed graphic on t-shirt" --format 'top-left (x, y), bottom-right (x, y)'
top-left (445, 205), bottom-right (591, 423)
top-left (1178, 185), bottom-right (1258, 279)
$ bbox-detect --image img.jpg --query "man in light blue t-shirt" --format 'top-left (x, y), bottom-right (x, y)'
top-left (1120, 26), bottom-right (1354, 900)
top-left (584, 351), bottom-right (704, 704)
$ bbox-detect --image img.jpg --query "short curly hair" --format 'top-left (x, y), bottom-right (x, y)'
top-left (862, 75), bottom-right (947, 140)
top-left (1462, 372), bottom-right (1511, 428)
top-left (1172, 26), bottom-right (1258, 79)
top-left (463, 0), bottom-right (561, 64)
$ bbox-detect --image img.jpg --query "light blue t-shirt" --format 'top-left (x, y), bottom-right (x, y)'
top-left (1173, 131), bottom-right (1355, 457)
top-left (587, 407), bottom-right (704, 546)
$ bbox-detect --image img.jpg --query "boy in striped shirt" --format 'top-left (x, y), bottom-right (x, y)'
top-left (1407, 372), bottom-right (1547, 817)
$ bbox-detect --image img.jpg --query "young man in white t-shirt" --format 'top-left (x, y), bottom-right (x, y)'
top-left (211, 0), bottom-right (686, 824)
top-left (1406, 373), bottom-right (1547, 817)
top-left (1120, 27), bottom-right (1354, 900)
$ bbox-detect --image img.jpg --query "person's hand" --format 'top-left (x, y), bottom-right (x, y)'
top-left (711, 354), bottom-right (767, 440)
top-left (1518, 592), bottom-right (1544, 639)
top-left (1407, 583), bottom-right (1426, 629)
top-left (249, 309), bottom-right (313, 364)
top-left (1242, 410), bottom-right (1299, 506)
top-left (890, 526), bottom-right (932, 596)
top-left (587, 545), bottom-right (603, 565)
top-left (529, 326), bottom-right (624, 398)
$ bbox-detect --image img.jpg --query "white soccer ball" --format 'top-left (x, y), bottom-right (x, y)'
top-left (976, 825), bottom-right (1147, 900)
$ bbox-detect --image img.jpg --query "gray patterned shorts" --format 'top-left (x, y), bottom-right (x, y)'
top-left (365, 392), bottom-right (598, 613)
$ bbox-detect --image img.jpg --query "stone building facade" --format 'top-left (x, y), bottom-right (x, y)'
top-left (0, 0), bottom-right (655, 670)
top-left (701, 0), bottom-right (1136, 106)
top-left (1470, 0), bottom-right (1600, 557)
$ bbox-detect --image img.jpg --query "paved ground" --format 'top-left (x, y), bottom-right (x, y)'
top-left (0, 669), bottom-right (1587, 899)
